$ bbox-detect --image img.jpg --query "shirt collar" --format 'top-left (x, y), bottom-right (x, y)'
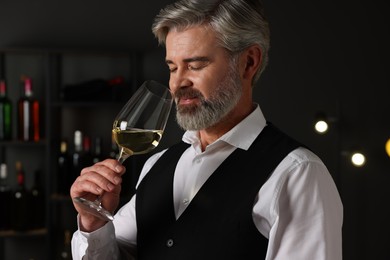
top-left (182, 104), bottom-right (267, 151)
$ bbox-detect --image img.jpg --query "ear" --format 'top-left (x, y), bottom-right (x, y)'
top-left (240, 44), bottom-right (262, 81)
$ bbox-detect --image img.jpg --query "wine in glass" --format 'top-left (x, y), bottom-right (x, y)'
top-left (73, 80), bottom-right (173, 221)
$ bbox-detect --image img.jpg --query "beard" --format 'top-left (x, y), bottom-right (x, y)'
top-left (174, 60), bottom-right (242, 131)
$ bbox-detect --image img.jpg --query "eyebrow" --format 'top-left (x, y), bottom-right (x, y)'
top-left (166, 56), bottom-right (210, 65)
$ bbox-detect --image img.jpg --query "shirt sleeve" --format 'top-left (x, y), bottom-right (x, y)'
top-left (71, 219), bottom-right (120, 259)
top-left (253, 148), bottom-right (343, 260)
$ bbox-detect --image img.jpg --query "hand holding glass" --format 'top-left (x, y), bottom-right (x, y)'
top-left (73, 80), bottom-right (173, 221)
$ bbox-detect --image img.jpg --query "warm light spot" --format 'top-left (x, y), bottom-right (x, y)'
top-left (314, 120), bottom-right (329, 134)
top-left (351, 152), bottom-right (366, 167)
top-left (385, 139), bottom-right (390, 158)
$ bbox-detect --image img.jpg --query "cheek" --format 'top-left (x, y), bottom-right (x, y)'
top-left (195, 70), bottom-right (228, 99)
top-left (192, 75), bottom-right (212, 98)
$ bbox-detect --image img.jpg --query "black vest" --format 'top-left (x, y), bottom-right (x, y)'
top-left (136, 124), bottom-right (301, 259)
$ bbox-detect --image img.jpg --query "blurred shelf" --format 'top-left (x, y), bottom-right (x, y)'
top-left (50, 193), bottom-right (72, 202)
top-left (0, 228), bottom-right (47, 238)
top-left (0, 140), bottom-right (47, 147)
top-left (51, 101), bottom-right (125, 108)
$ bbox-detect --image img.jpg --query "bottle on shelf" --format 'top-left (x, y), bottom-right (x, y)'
top-left (11, 161), bottom-right (31, 231)
top-left (72, 130), bottom-right (83, 184)
top-left (30, 170), bottom-right (45, 229)
top-left (81, 134), bottom-right (93, 168)
top-left (0, 79), bottom-right (12, 141)
top-left (0, 163), bottom-right (11, 230)
top-left (17, 76), bottom-right (40, 142)
top-left (58, 229), bottom-right (72, 259)
top-left (92, 137), bottom-right (103, 164)
top-left (58, 140), bottom-right (71, 195)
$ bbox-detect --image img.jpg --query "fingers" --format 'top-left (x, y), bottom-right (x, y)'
top-left (70, 159), bottom-right (126, 198)
top-left (82, 158), bottom-right (125, 176)
top-left (80, 166), bottom-right (120, 189)
top-left (92, 158), bottom-right (126, 175)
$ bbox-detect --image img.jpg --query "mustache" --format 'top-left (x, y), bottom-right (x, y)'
top-left (173, 87), bottom-right (204, 101)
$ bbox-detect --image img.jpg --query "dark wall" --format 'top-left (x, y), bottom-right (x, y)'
top-left (1, 1), bottom-right (389, 259)
top-left (259, 2), bottom-right (389, 259)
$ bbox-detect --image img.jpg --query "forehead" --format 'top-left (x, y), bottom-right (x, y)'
top-left (165, 25), bottom-right (223, 59)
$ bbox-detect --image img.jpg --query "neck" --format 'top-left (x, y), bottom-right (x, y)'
top-left (198, 102), bottom-right (255, 151)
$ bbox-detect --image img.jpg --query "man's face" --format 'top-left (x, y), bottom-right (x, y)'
top-left (165, 25), bottom-right (242, 130)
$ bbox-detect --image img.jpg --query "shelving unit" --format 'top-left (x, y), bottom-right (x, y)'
top-left (0, 48), bottom-right (147, 259)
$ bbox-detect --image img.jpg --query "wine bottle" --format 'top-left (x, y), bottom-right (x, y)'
top-left (81, 135), bottom-right (93, 168)
top-left (0, 79), bottom-right (12, 140)
top-left (17, 76), bottom-right (40, 142)
top-left (92, 137), bottom-right (103, 164)
top-left (59, 230), bottom-right (72, 259)
top-left (0, 163), bottom-right (11, 230)
top-left (30, 170), bottom-right (45, 229)
top-left (72, 130), bottom-right (83, 183)
top-left (12, 161), bottom-right (30, 231)
top-left (58, 140), bottom-right (71, 195)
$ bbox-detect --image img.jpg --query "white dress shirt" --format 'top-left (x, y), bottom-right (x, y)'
top-left (72, 105), bottom-right (343, 260)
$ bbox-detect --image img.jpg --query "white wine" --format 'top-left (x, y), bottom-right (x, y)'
top-left (112, 127), bottom-right (163, 156)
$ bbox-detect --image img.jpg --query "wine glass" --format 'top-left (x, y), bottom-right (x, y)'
top-left (73, 80), bottom-right (173, 221)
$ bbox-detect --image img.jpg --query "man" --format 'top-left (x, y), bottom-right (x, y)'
top-left (71, 0), bottom-right (343, 259)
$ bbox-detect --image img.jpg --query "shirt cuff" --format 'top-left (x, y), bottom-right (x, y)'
top-left (77, 215), bottom-right (116, 252)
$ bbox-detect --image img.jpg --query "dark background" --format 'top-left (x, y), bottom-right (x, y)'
top-left (0, 0), bottom-right (389, 259)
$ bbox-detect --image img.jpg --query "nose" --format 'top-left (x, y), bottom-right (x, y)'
top-left (169, 69), bottom-right (193, 94)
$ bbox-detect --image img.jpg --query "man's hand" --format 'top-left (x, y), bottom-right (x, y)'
top-left (70, 159), bottom-right (126, 232)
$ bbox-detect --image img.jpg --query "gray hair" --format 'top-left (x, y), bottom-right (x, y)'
top-left (152, 0), bottom-right (270, 83)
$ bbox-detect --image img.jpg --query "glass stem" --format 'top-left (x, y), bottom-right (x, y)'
top-left (117, 147), bottom-right (130, 164)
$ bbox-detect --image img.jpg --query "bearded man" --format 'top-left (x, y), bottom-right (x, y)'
top-left (70, 0), bottom-right (343, 259)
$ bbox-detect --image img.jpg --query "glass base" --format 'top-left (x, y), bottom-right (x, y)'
top-left (73, 197), bottom-right (114, 222)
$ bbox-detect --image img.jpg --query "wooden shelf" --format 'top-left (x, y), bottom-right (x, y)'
top-left (0, 140), bottom-right (47, 147)
top-left (0, 228), bottom-right (47, 238)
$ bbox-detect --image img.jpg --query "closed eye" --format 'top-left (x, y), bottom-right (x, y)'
top-left (188, 64), bottom-right (204, 71)
top-left (187, 61), bottom-right (209, 71)
top-left (166, 57), bottom-right (210, 73)
top-left (167, 63), bottom-right (177, 73)
top-left (168, 66), bottom-right (177, 73)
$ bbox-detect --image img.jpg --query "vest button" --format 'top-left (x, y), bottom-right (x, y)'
top-left (166, 239), bottom-right (174, 247)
